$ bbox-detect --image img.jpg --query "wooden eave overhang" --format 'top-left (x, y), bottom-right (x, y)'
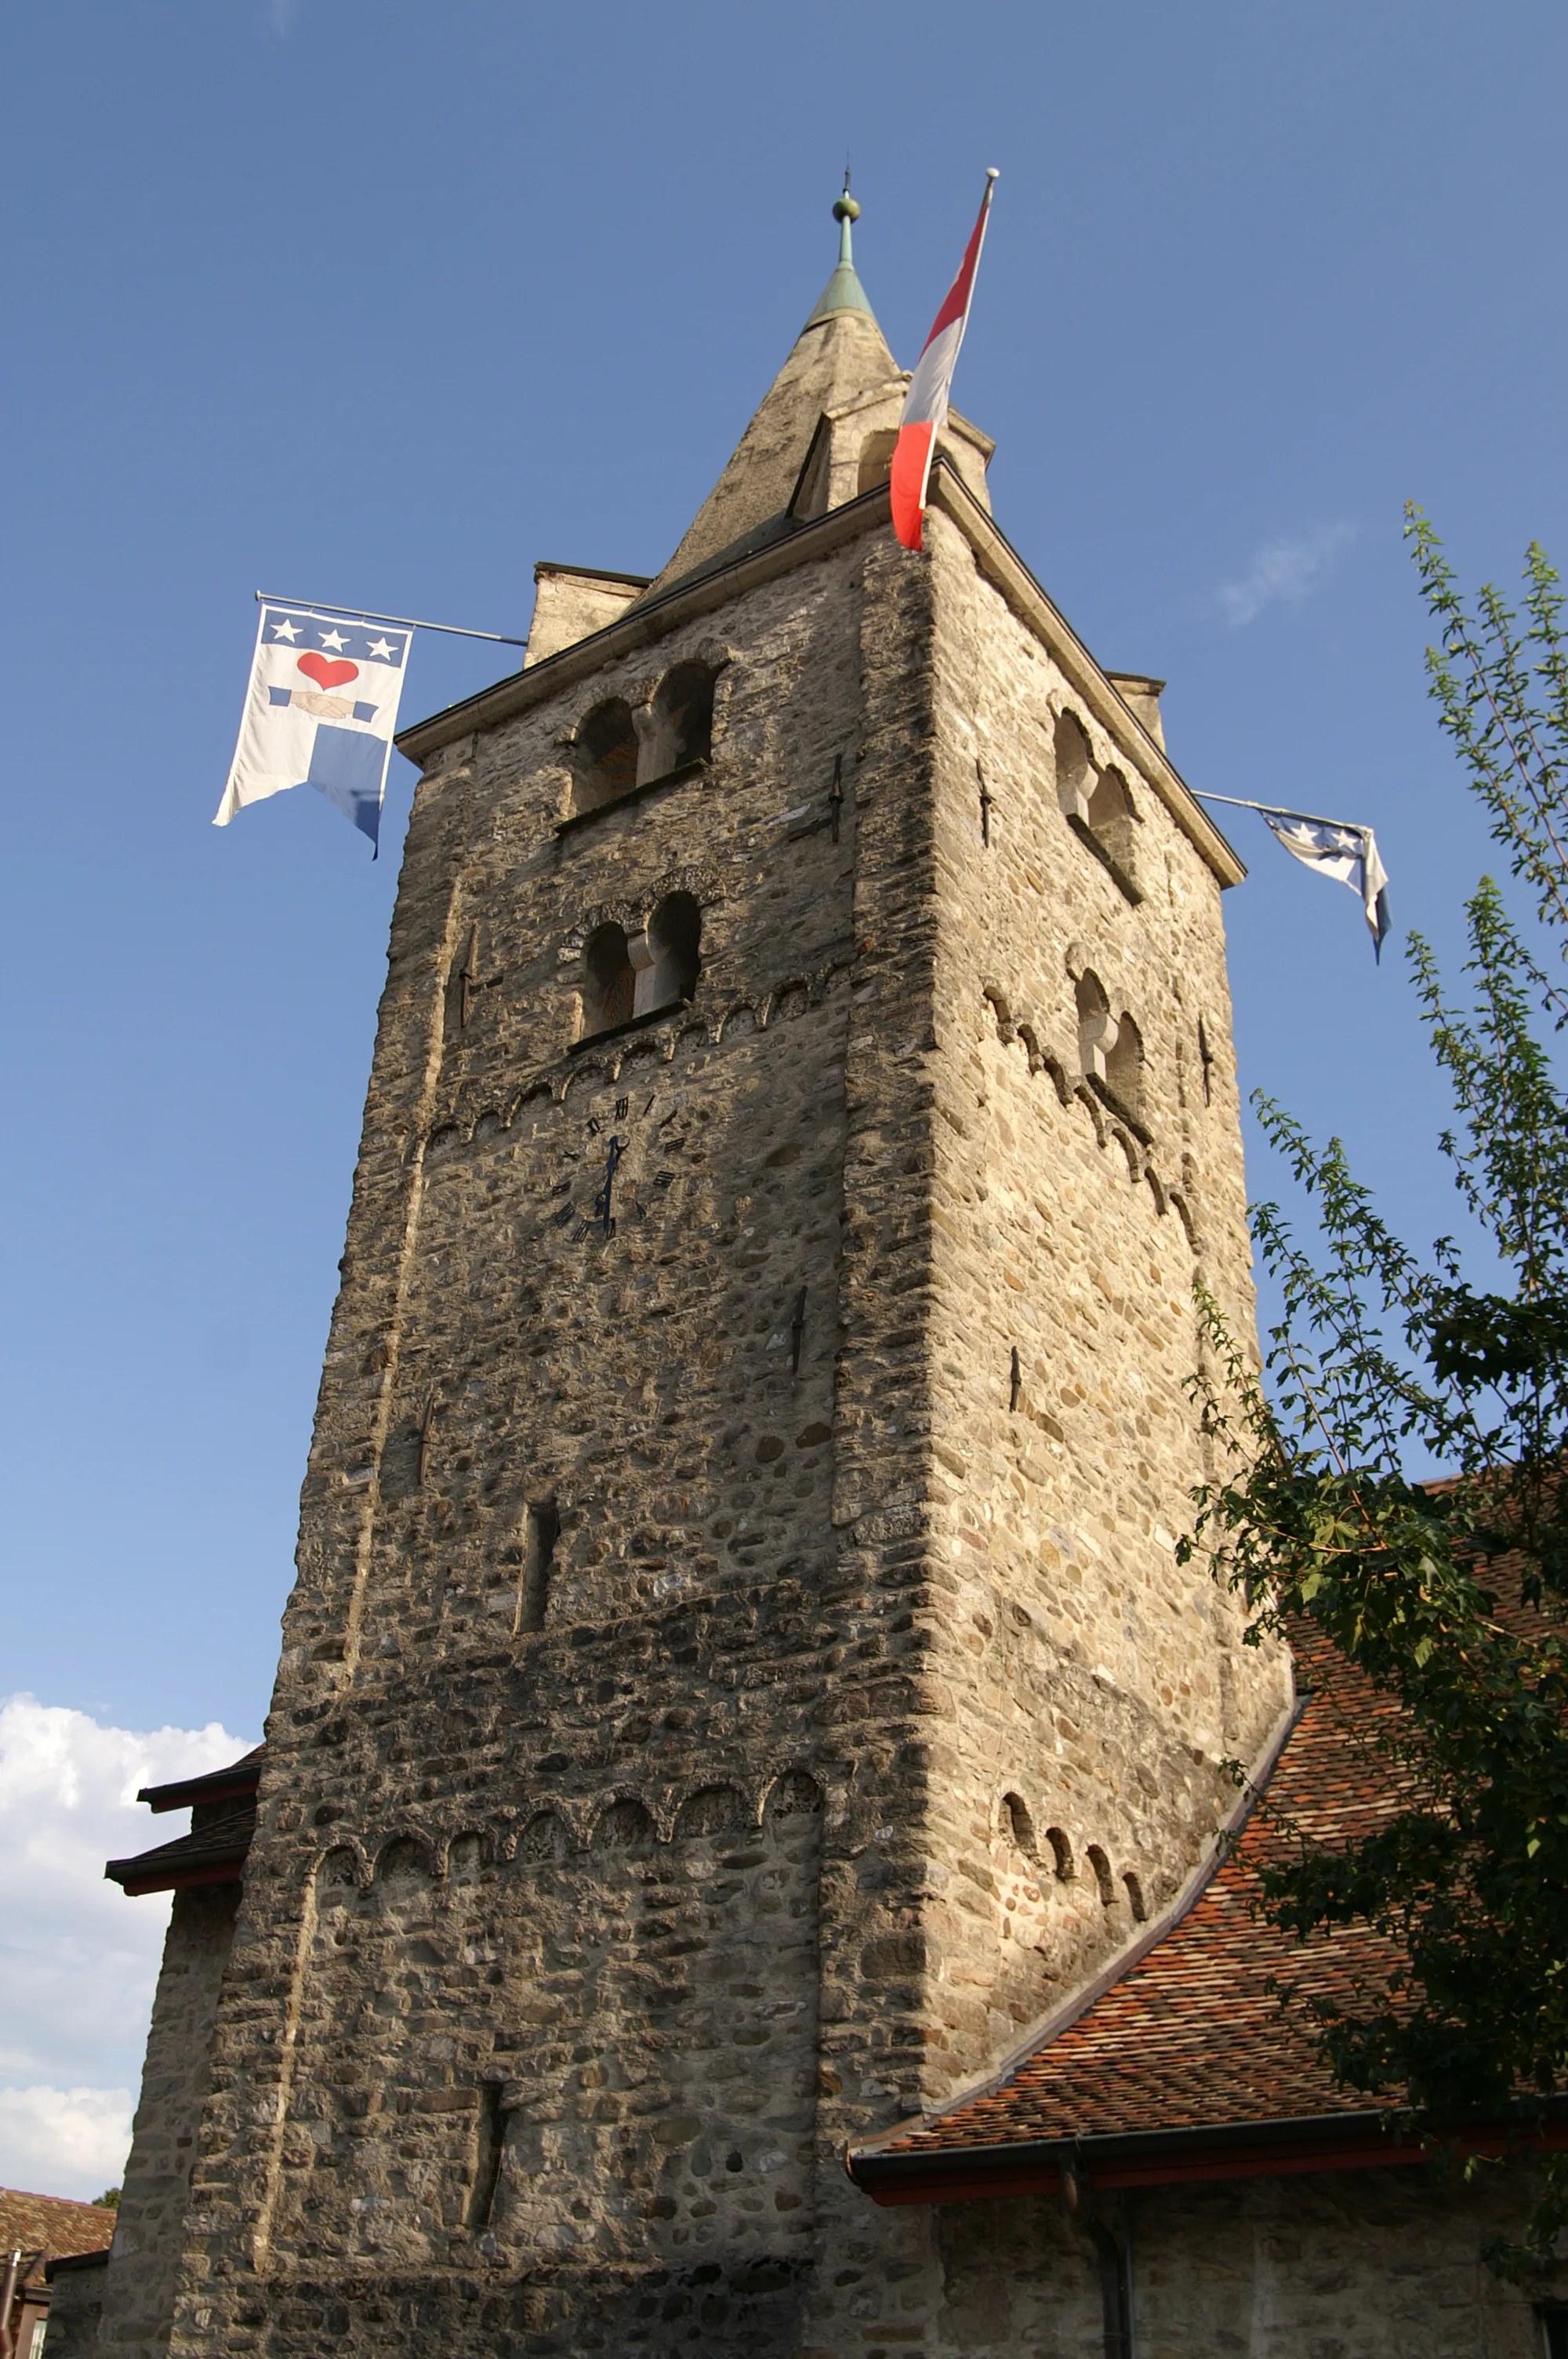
top-left (106, 1797), bottom-right (258, 1897)
top-left (394, 464), bottom-right (1245, 890)
top-left (139, 1743), bottom-right (264, 1815)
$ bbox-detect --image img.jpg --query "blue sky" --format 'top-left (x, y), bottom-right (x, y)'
top-left (2, 0), bottom-right (1563, 1754)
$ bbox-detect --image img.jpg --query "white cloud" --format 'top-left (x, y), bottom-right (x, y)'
top-left (1214, 522), bottom-right (1360, 627)
top-left (0, 2087), bottom-right (133, 2199)
top-left (0, 1696), bottom-right (252, 2201)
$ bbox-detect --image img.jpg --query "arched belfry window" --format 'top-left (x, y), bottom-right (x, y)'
top-left (635, 892), bottom-right (701, 1016)
top-left (579, 896), bottom-right (701, 1041)
top-left (1055, 711), bottom-right (1143, 903)
top-left (1105, 1012), bottom-right (1144, 1122)
top-left (1087, 765), bottom-right (1139, 894)
top-left (644, 663), bottom-right (715, 780)
top-left (1076, 971), bottom-right (1114, 1079)
top-left (1054, 711), bottom-right (1094, 819)
top-left (1077, 972), bottom-right (1148, 1131)
top-left (573, 700), bottom-right (640, 816)
top-left (583, 923), bottom-right (636, 1036)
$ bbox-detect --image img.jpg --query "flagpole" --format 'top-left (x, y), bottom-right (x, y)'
top-left (1192, 787), bottom-right (1370, 834)
top-left (255, 591), bottom-right (528, 649)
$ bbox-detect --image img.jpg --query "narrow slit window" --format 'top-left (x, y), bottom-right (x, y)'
top-left (468, 2079), bottom-right (506, 2229)
top-left (518, 1499), bottom-right (559, 1633)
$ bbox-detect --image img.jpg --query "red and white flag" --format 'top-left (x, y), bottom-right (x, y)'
top-left (889, 171), bottom-right (998, 552)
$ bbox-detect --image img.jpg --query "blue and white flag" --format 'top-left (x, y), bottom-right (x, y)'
top-left (1258, 809), bottom-right (1391, 960)
top-left (215, 606), bottom-right (413, 852)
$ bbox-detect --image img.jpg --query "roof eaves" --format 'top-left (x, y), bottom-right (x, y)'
top-left (140, 1745), bottom-right (264, 1815)
top-left (849, 2103), bottom-right (1568, 2205)
top-left (924, 460), bottom-right (1245, 889)
top-left (395, 484), bottom-right (895, 766)
top-left (106, 1805), bottom-right (257, 1896)
top-left (45, 2251), bottom-right (112, 2281)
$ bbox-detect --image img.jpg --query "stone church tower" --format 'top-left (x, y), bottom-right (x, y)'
top-left (95, 197), bottom-right (1290, 2359)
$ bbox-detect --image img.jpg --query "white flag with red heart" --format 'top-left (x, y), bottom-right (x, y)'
top-left (214, 605), bottom-right (413, 852)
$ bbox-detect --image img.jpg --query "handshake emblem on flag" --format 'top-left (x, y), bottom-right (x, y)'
top-left (214, 607), bottom-right (412, 852)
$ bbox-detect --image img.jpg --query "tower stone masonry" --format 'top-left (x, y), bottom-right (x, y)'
top-left (95, 203), bottom-right (1296, 2358)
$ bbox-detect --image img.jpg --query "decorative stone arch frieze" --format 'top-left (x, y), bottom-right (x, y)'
top-left (312, 1839), bottom-right (367, 1896)
top-left (424, 956), bottom-right (854, 1150)
top-left (373, 1832), bottom-right (437, 1887)
top-left (444, 1828), bottom-right (491, 1884)
top-left (589, 1793), bottom-right (658, 1852)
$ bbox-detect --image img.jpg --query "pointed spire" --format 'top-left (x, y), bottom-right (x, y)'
top-left (804, 180), bottom-right (877, 329)
top-left (640, 187), bottom-right (898, 600)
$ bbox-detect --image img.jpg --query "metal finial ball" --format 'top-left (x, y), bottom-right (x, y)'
top-left (833, 191), bottom-right (861, 224)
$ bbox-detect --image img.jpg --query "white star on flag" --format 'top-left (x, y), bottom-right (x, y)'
top-left (215, 605), bottom-right (415, 855)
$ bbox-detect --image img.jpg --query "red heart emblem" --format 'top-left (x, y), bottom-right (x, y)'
top-left (297, 652), bottom-right (359, 691)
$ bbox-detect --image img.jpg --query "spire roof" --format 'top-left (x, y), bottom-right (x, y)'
top-left (639, 187), bottom-right (898, 601)
top-left (803, 186), bottom-right (877, 327)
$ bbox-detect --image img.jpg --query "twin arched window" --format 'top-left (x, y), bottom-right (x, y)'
top-left (1054, 709), bottom-right (1142, 901)
top-left (581, 892), bottom-right (702, 1040)
top-left (1076, 970), bottom-right (1145, 1124)
top-left (572, 663), bottom-right (716, 818)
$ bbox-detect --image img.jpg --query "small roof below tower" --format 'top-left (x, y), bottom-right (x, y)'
top-left (638, 188), bottom-right (898, 602)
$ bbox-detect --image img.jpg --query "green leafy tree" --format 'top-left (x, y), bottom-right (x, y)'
top-left (1184, 509), bottom-right (1568, 2270)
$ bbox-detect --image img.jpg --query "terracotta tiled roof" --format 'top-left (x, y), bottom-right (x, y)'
top-left (0, 2186), bottom-right (116, 2290)
top-left (850, 1637), bottom-right (1500, 2199)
